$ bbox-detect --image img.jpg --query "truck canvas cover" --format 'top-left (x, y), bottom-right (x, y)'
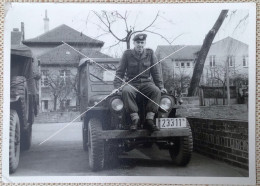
top-left (11, 44), bottom-right (33, 58)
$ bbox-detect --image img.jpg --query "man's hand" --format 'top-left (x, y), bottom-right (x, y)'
top-left (112, 89), bottom-right (119, 94)
top-left (160, 88), bottom-right (167, 94)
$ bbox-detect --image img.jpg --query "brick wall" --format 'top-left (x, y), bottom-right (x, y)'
top-left (34, 111), bottom-right (81, 123)
top-left (188, 118), bottom-right (248, 170)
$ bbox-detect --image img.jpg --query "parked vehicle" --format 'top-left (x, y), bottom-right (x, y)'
top-left (78, 58), bottom-right (193, 171)
top-left (9, 44), bottom-right (40, 173)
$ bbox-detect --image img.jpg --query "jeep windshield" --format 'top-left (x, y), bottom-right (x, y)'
top-left (89, 63), bottom-right (117, 82)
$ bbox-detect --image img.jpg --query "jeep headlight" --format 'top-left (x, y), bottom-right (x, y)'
top-left (160, 97), bottom-right (172, 112)
top-left (111, 98), bottom-right (124, 111)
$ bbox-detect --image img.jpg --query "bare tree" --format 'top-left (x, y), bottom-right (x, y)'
top-left (188, 10), bottom-right (229, 96)
top-left (162, 63), bottom-right (191, 95)
top-left (92, 11), bottom-right (177, 49)
top-left (46, 71), bottom-right (76, 111)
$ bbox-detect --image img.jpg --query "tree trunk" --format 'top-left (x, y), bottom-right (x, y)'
top-left (126, 40), bottom-right (130, 49)
top-left (226, 57), bottom-right (231, 105)
top-left (54, 95), bottom-right (57, 111)
top-left (188, 10), bottom-right (228, 97)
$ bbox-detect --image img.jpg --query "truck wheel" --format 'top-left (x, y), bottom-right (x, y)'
top-left (88, 118), bottom-right (104, 171)
top-left (82, 117), bottom-right (89, 151)
top-left (9, 110), bottom-right (20, 174)
top-left (169, 122), bottom-right (193, 166)
top-left (28, 96), bottom-right (35, 124)
top-left (11, 76), bottom-right (29, 129)
top-left (20, 124), bottom-right (32, 151)
top-left (11, 76), bottom-right (31, 150)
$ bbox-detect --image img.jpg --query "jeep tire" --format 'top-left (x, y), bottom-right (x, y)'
top-left (9, 109), bottom-right (20, 174)
top-left (88, 118), bottom-right (105, 171)
top-left (82, 117), bottom-right (89, 151)
top-left (11, 76), bottom-right (32, 150)
top-left (169, 122), bottom-right (193, 166)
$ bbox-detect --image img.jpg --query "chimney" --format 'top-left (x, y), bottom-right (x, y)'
top-left (21, 22), bottom-right (24, 40)
top-left (43, 10), bottom-right (49, 33)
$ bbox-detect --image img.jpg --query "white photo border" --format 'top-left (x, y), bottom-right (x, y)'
top-left (2, 2), bottom-right (256, 185)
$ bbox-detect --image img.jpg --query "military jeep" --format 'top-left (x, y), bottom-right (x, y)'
top-left (9, 44), bottom-right (40, 173)
top-left (78, 58), bottom-right (193, 171)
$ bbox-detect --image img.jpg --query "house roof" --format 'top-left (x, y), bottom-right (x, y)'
top-left (11, 31), bottom-right (23, 45)
top-left (23, 24), bottom-right (104, 46)
top-left (155, 37), bottom-right (248, 61)
top-left (155, 45), bottom-right (201, 60)
top-left (38, 43), bottom-right (112, 65)
top-left (209, 36), bottom-right (248, 55)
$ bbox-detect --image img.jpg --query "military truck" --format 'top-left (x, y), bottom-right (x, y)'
top-left (78, 58), bottom-right (193, 171)
top-left (9, 44), bottom-right (40, 173)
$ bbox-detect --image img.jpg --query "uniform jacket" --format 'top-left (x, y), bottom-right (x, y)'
top-left (114, 48), bottom-right (164, 89)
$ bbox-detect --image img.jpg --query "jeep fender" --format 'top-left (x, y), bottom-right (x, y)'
top-left (83, 108), bottom-right (110, 129)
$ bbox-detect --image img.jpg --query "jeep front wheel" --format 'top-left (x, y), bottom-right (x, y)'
top-left (169, 122), bottom-right (193, 166)
top-left (88, 118), bottom-right (104, 171)
top-left (82, 117), bottom-right (89, 151)
top-left (9, 109), bottom-right (20, 174)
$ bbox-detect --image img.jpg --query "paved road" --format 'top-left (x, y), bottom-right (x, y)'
top-left (12, 122), bottom-right (248, 177)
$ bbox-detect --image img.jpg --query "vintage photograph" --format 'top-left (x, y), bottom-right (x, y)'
top-left (2, 2), bottom-right (256, 184)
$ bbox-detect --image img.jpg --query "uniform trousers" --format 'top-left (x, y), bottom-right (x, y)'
top-left (122, 81), bottom-right (161, 114)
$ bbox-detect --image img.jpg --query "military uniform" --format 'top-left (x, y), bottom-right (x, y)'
top-left (113, 48), bottom-right (164, 115)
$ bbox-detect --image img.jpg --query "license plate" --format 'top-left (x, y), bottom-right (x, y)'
top-left (156, 118), bottom-right (187, 129)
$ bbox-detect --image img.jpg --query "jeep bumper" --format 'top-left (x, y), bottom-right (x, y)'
top-left (100, 128), bottom-right (190, 140)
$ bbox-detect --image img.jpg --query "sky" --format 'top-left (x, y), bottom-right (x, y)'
top-left (4, 3), bottom-right (251, 57)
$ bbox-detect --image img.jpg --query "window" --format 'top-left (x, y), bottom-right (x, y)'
top-left (243, 56), bottom-right (248, 67)
top-left (41, 70), bottom-right (49, 87)
top-left (228, 56), bottom-right (234, 67)
top-left (89, 64), bottom-right (116, 82)
top-left (187, 62), bottom-right (190, 68)
top-left (209, 56), bottom-right (216, 67)
top-left (175, 62), bottom-right (179, 67)
top-left (60, 70), bottom-right (71, 84)
top-left (181, 62), bottom-right (185, 68)
top-left (43, 100), bottom-right (48, 110)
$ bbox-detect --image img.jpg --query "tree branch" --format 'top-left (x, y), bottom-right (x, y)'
top-left (104, 12), bottom-right (124, 41)
top-left (233, 13), bottom-right (249, 33)
top-left (131, 11), bottom-right (160, 36)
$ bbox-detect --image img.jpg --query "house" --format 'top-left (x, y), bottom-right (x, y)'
top-left (156, 45), bottom-right (200, 79)
top-left (22, 11), bottom-right (111, 112)
top-left (155, 37), bottom-right (248, 94)
top-left (155, 45), bottom-right (200, 94)
top-left (23, 24), bottom-right (104, 57)
top-left (203, 37), bottom-right (248, 87)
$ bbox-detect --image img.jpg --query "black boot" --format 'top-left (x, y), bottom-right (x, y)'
top-left (130, 118), bottom-right (139, 131)
top-left (145, 119), bottom-right (159, 132)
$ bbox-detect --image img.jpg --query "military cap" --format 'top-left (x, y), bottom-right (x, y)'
top-left (133, 33), bottom-right (147, 41)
